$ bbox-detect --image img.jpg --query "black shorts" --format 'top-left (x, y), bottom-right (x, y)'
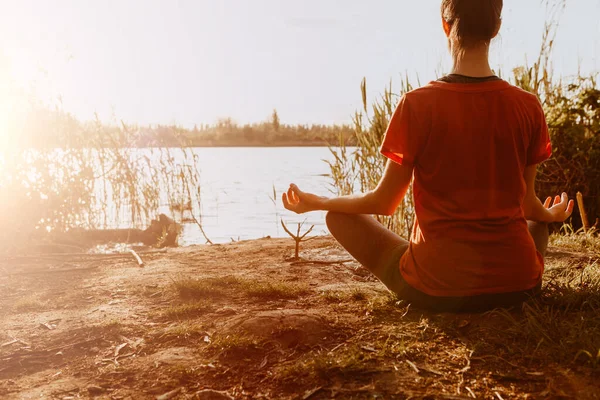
top-left (379, 245), bottom-right (542, 312)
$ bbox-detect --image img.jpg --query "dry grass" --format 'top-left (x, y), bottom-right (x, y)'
top-left (277, 333), bottom-right (413, 384)
top-left (307, 346), bottom-right (377, 379)
top-left (161, 322), bottom-right (207, 339)
top-left (319, 288), bottom-right (373, 303)
top-left (550, 231), bottom-right (600, 254)
top-left (149, 322), bottom-right (210, 347)
top-left (208, 333), bottom-right (269, 364)
top-left (350, 288), bottom-right (369, 301)
top-left (97, 319), bottom-right (124, 330)
top-left (171, 276), bottom-right (242, 300)
top-left (210, 333), bottom-right (263, 353)
top-left (161, 302), bottom-right (215, 320)
top-left (171, 275), bottom-right (309, 302)
top-left (242, 281), bottom-right (309, 300)
top-left (483, 256), bottom-right (600, 368)
top-left (276, 239), bottom-right (600, 393)
top-left (277, 345), bottom-right (374, 382)
top-left (12, 297), bottom-right (47, 313)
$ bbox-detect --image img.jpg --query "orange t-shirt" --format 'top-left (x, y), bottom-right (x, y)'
top-left (380, 79), bottom-right (552, 297)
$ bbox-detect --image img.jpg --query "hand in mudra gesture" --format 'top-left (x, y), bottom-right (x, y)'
top-left (282, 184), bottom-right (327, 214)
top-left (543, 193), bottom-right (575, 223)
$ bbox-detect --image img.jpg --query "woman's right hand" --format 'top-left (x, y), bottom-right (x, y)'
top-left (282, 184), bottom-right (328, 214)
top-left (543, 193), bottom-right (575, 223)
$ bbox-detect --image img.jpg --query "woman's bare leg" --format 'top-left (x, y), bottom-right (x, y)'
top-left (325, 212), bottom-right (409, 282)
top-left (528, 221), bottom-right (549, 257)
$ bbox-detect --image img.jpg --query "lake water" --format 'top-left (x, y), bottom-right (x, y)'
top-left (175, 147), bottom-right (340, 245)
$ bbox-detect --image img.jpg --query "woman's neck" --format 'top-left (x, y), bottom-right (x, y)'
top-left (450, 44), bottom-right (495, 77)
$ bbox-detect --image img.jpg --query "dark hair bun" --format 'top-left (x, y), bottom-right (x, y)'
top-left (441, 0), bottom-right (503, 48)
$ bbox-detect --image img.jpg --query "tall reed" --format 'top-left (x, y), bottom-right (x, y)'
top-left (327, 77), bottom-right (416, 238)
top-left (0, 108), bottom-right (207, 251)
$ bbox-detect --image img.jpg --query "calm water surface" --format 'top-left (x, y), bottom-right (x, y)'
top-left (176, 147), bottom-right (339, 245)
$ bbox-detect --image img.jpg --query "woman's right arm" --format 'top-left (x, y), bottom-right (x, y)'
top-left (522, 165), bottom-right (574, 223)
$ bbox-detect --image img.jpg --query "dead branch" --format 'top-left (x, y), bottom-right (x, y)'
top-left (576, 192), bottom-right (590, 233)
top-left (300, 225), bottom-right (315, 240)
top-left (281, 219), bottom-right (316, 259)
top-left (280, 219), bottom-right (296, 238)
top-left (129, 249), bottom-right (145, 267)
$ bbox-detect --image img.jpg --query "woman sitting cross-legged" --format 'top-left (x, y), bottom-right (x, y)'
top-left (282, 0), bottom-right (574, 312)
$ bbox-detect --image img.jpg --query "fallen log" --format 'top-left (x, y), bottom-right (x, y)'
top-left (50, 214), bottom-right (182, 248)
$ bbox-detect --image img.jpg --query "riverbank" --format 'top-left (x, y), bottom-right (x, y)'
top-left (1, 236), bottom-right (598, 399)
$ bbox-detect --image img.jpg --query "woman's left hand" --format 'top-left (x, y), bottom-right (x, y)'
top-left (282, 184), bottom-right (327, 214)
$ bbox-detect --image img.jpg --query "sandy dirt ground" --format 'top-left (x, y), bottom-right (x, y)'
top-left (0, 236), bottom-right (598, 399)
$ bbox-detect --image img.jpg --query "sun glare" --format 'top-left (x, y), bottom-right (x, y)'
top-left (0, 74), bottom-right (20, 152)
top-left (0, 102), bottom-right (22, 152)
top-left (0, 105), bottom-right (11, 151)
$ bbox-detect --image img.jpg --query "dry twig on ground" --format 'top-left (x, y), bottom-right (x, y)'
top-left (280, 219), bottom-right (315, 259)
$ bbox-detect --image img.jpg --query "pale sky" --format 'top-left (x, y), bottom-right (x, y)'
top-left (1, 0), bottom-right (599, 128)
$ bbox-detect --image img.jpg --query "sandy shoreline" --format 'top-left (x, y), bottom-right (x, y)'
top-left (1, 236), bottom-right (598, 399)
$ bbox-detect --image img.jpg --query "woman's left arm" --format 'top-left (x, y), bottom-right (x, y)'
top-left (282, 160), bottom-right (413, 216)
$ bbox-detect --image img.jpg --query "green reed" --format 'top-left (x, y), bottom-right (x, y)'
top-left (0, 110), bottom-right (208, 251)
top-left (326, 77), bottom-right (416, 238)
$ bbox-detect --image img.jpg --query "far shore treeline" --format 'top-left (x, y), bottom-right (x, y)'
top-left (9, 108), bottom-right (357, 148)
top-left (134, 109), bottom-right (357, 147)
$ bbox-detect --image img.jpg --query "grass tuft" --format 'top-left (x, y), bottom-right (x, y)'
top-left (171, 275), bottom-right (242, 300)
top-left (484, 259), bottom-right (600, 368)
top-left (172, 275), bottom-right (309, 301)
top-left (162, 302), bottom-right (214, 320)
top-left (210, 333), bottom-right (262, 352)
top-left (550, 231), bottom-right (600, 253)
top-left (277, 345), bottom-right (377, 382)
top-left (154, 322), bottom-right (209, 345)
top-left (209, 333), bottom-right (269, 363)
top-left (319, 288), bottom-right (373, 303)
top-left (350, 289), bottom-right (369, 301)
top-left (12, 297), bottom-right (46, 313)
top-left (320, 291), bottom-right (344, 303)
top-left (242, 281), bottom-right (309, 300)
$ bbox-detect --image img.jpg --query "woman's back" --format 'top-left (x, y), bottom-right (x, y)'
top-left (381, 79), bottom-right (551, 297)
top-left (283, 0), bottom-right (574, 311)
